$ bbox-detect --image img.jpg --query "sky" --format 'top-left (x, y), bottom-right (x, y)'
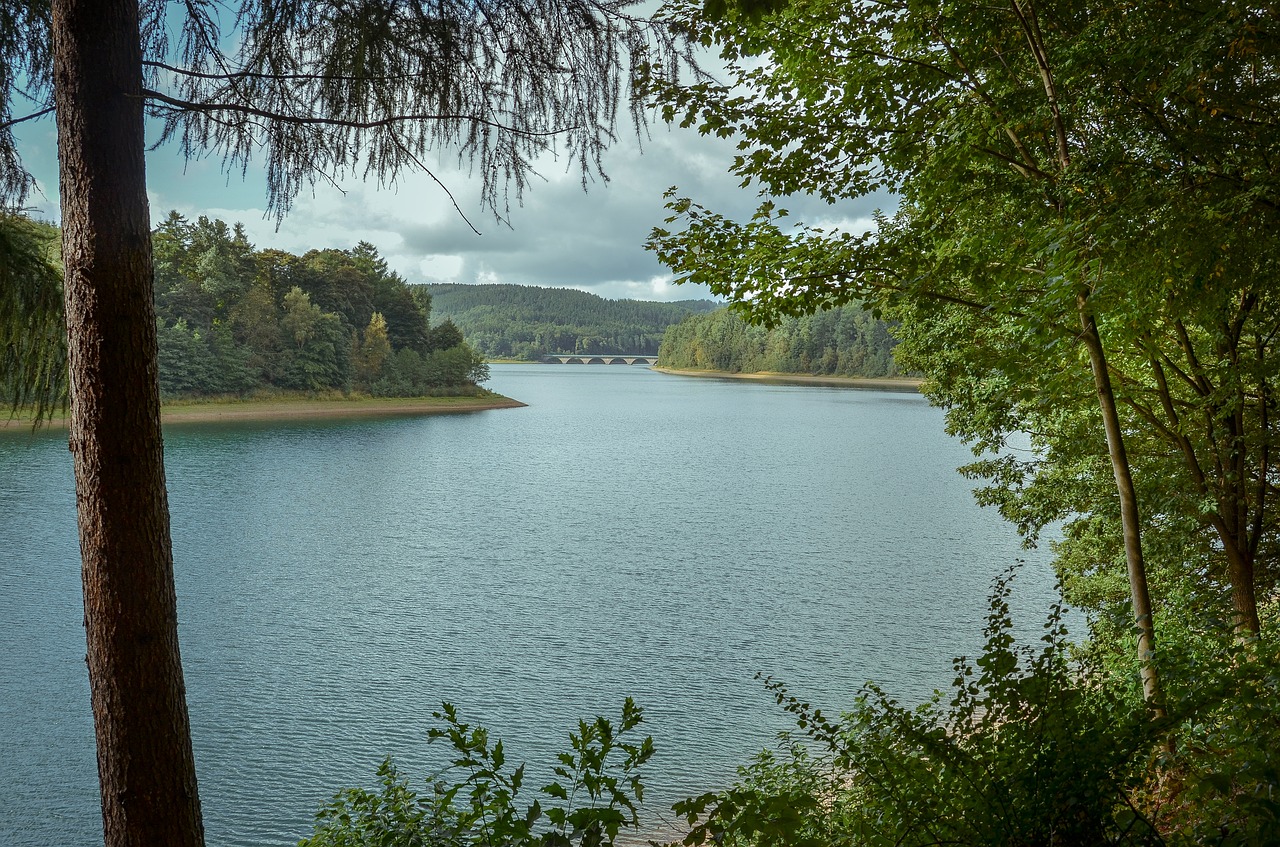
top-left (14, 91), bottom-right (886, 303)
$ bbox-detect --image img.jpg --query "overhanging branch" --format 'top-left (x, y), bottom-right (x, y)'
top-left (141, 88), bottom-right (579, 138)
top-left (144, 60), bottom-right (442, 85)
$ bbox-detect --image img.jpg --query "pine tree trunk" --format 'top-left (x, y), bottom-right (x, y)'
top-left (51, 0), bottom-right (206, 844)
top-left (1077, 294), bottom-right (1165, 717)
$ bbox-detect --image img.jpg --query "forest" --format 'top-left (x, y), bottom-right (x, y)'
top-left (656, 305), bottom-right (902, 378)
top-left (424, 282), bottom-right (718, 359)
top-left (151, 213), bottom-right (487, 399)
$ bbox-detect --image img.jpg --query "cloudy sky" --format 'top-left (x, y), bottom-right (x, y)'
top-left (14, 92), bottom-right (884, 303)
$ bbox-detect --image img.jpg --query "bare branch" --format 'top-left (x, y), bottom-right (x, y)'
top-left (0, 106), bottom-right (56, 131)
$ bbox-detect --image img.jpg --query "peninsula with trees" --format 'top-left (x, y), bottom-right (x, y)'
top-left (150, 213), bottom-right (490, 400)
top-left (0, 212), bottom-right (502, 419)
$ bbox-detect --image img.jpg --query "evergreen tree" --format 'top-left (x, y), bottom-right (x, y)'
top-left (1, 2), bottom-right (693, 843)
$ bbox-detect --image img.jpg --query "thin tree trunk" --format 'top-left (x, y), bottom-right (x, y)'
top-left (51, 0), bottom-right (206, 843)
top-left (1077, 294), bottom-right (1164, 716)
top-left (1147, 354), bottom-right (1261, 637)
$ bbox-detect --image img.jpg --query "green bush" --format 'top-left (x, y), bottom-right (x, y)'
top-left (302, 699), bottom-right (653, 847)
top-left (303, 578), bottom-right (1280, 847)
top-left (1154, 631), bottom-right (1280, 846)
top-left (675, 570), bottom-right (1165, 847)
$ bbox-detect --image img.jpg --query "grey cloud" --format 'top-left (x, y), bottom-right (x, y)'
top-left (390, 125), bottom-right (891, 296)
top-left (127, 102), bottom-right (896, 303)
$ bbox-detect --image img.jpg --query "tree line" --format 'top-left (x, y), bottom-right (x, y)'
top-left (151, 212), bottom-right (486, 399)
top-left (424, 282), bottom-right (718, 358)
top-left (656, 304), bottom-right (902, 377)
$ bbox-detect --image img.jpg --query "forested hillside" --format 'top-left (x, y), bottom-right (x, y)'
top-left (657, 305), bottom-right (902, 378)
top-left (151, 213), bottom-right (486, 399)
top-left (423, 282), bottom-right (718, 358)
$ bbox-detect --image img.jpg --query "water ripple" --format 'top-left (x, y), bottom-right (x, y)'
top-left (0, 366), bottom-right (1062, 847)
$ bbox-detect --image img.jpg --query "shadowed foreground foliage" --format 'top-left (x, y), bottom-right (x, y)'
top-left (303, 699), bottom-right (653, 847)
top-left (673, 582), bottom-right (1280, 847)
top-left (307, 572), bottom-right (1280, 846)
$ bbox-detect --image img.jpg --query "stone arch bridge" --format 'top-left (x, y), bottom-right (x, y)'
top-left (542, 355), bottom-right (657, 365)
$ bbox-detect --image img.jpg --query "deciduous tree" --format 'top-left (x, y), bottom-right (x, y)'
top-left (644, 0), bottom-right (1280, 702)
top-left (356, 311), bottom-right (392, 387)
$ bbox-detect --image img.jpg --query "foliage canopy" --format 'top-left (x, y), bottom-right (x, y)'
top-left (151, 212), bottom-right (487, 397)
top-left (643, 0), bottom-right (1280, 663)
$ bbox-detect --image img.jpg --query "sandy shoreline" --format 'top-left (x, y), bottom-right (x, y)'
top-left (653, 366), bottom-right (922, 392)
top-left (1, 394), bottom-right (526, 429)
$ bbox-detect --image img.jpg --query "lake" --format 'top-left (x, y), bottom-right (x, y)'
top-left (0, 364), bottom-right (1060, 846)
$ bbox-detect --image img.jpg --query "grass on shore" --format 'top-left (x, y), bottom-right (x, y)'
top-left (652, 366), bottom-right (922, 391)
top-left (3, 388), bottom-right (524, 429)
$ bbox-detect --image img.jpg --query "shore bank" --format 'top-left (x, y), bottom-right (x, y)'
top-left (653, 366), bottom-right (922, 392)
top-left (1, 393), bottom-right (526, 429)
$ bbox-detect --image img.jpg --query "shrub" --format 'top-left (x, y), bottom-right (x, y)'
top-left (675, 569), bottom-right (1165, 847)
top-left (303, 699), bottom-right (653, 847)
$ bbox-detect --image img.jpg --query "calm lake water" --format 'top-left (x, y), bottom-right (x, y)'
top-left (0, 365), bottom-right (1060, 846)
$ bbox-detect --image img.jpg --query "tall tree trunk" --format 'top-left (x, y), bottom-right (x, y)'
top-left (1223, 386), bottom-right (1262, 637)
top-left (51, 0), bottom-right (206, 844)
top-left (1077, 294), bottom-right (1165, 717)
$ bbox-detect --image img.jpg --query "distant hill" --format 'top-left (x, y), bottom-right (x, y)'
top-left (421, 283), bottom-right (719, 359)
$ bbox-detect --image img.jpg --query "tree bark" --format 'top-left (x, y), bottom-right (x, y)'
top-left (1224, 542), bottom-right (1261, 638)
top-left (51, 0), bottom-right (206, 844)
top-left (1077, 294), bottom-right (1165, 717)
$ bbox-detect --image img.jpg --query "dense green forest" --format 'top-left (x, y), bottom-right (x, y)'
top-left (656, 305), bottom-right (902, 377)
top-left (150, 213), bottom-right (486, 399)
top-left (423, 282), bottom-right (718, 358)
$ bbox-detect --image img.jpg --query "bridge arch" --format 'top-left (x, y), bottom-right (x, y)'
top-left (540, 354), bottom-right (656, 365)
